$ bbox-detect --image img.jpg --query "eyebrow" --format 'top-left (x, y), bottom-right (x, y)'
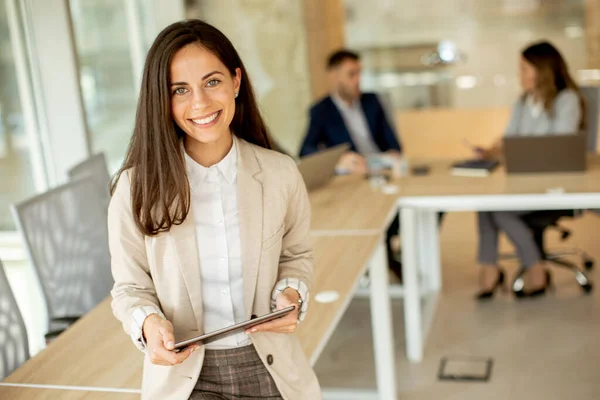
top-left (170, 71), bottom-right (225, 86)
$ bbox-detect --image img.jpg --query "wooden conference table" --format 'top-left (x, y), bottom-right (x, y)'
top-left (309, 156), bottom-right (600, 364)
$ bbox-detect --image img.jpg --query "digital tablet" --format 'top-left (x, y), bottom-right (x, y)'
top-left (173, 306), bottom-right (296, 351)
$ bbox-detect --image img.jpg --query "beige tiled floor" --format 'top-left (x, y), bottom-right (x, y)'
top-left (315, 211), bottom-right (600, 400)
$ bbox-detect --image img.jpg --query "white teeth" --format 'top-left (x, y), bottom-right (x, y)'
top-left (192, 111), bottom-right (219, 125)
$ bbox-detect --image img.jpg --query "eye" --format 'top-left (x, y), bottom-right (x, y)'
top-left (206, 79), bottom-right (221, 88)
top-left (173, 87), bottom-right (188, 95)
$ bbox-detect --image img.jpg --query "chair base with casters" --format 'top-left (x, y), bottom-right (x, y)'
top-left (502, 210), bottom-right (594, 294)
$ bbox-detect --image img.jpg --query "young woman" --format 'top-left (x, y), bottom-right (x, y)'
top-left (474, 41), bottom-right (585, 300)
top-left (108, 20), bottom-right (320, 399)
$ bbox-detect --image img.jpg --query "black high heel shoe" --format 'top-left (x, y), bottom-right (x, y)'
top-left (514, 270), bottom-right (551, 299)
top-left (476, 268), bottom-right (506, 300)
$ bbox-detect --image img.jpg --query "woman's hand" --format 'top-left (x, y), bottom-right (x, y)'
top-left (473, 146), bottom-right (488, 159)
top-left (464, 138), bottom-right (491, 160)
top-left (245, 288), bottom-right (301, 334)
top-left (474, 138), bottom-right (503, 160)
top-left (142, 314), bottom-right (199, 366)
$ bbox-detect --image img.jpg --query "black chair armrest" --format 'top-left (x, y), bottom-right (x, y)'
top-left (50, 316), bottom-right (80, 325)
top-left (44, 329), bottom-right (66, 344)
top-left (45, 316), bottom-right (81, 344)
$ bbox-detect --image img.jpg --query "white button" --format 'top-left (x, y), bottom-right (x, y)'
top-left (216, 219), bottom-right (224, 225)
top-left (221, 289), bottom-right (228, 296)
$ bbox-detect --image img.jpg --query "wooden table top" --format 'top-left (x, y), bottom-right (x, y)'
top-left (0, 386), bottom-right (139, 400)
top-left (308, 156), bottom-right (600, 233)
top-left (395, 155), bottom-right (600, 198)
top-left (5, 296), bottom-right (143, 389)
top-left (5, 235), bottom-right (380, 392)
top-left (309, 175), bottom-right (398, 232)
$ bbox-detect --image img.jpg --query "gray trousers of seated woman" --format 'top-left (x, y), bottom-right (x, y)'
top-left (477, 211), bottom-right (542, 268)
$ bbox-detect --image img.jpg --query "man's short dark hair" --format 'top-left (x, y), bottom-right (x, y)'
top-left (327, 49), bottom-right (360, 70)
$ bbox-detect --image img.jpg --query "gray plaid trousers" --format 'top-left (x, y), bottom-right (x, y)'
top-left (189, 344), bottom-right (283, 400)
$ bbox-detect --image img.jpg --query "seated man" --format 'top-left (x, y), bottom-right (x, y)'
top-left (299, 49), bottom-right (402, 173)
top-left (299, 49), bottom-right (403, 279)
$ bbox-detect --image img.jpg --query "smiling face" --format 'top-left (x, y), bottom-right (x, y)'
top-left (170, 43), bottom-right (241, 152)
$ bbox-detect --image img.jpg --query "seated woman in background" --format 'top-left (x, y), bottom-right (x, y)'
top-left (474, 41), bottom-right (586, 300)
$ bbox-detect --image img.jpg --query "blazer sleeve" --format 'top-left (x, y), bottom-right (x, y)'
top-left (299, 107), bottom-right (325, 157)
top-left (108, 171), bottom-right (162, 335)
top-left (276, 156), bottom-right (314, 291)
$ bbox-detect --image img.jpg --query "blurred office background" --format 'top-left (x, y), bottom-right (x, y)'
top-left (0, 0), bottom-right (598, 356)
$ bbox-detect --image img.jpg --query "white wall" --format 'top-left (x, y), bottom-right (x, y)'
top-left (187, 0), bottom-right (312, 155)
top-left (345, 0), bottom-right (588, 108)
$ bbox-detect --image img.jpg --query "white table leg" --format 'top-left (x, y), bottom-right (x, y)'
top-left (416, 210), bottom-right (428, 283)
top-left (419, 210), bottom-right (442, 293)
top-left (400, 206), bottom-right (423, 362)
top-left (369, 240), bottom-right (398, 400)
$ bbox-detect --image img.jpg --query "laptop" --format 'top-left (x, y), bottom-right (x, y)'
top-left (503, 133), bottom-right (586, 174)
top-left (297, 143), bottom-right (350, 191)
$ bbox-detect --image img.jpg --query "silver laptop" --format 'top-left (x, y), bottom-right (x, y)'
top-left (297, 144), bottom-right (350, 191)
top-left (503, 133), bottom-right (586, 174)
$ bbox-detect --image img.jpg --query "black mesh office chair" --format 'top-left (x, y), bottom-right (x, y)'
top-left (511, 86), bottom-right (599, 294)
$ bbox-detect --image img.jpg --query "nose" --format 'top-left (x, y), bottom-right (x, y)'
top-left (191, 87), bottom-right (211, 110)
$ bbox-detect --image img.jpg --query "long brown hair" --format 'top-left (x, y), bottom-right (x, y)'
top-left (522, 41), bottom-right (585, 128)
top-left (111, 19), bottom-right (272, 236)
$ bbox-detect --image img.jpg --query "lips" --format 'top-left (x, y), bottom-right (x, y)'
top-left (189, 110), bottom-right (221, 126)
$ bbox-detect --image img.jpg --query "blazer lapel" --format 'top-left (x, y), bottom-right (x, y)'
top-left (236, 137), bottom-right (264, 319)
top-left (169, 205), bottom-right (204, 330)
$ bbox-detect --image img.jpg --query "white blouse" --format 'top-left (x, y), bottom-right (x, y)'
top-left (184, 140), bottom-right (247, 349)
top-left (129, 139), bottom-right (309, 351)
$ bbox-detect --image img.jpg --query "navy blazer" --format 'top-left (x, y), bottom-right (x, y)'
top-left (299, 93), bottom-right (402, 157)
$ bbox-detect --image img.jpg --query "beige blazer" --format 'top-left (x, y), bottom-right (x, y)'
top-left (108, 137), bottom-right (321, 400)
